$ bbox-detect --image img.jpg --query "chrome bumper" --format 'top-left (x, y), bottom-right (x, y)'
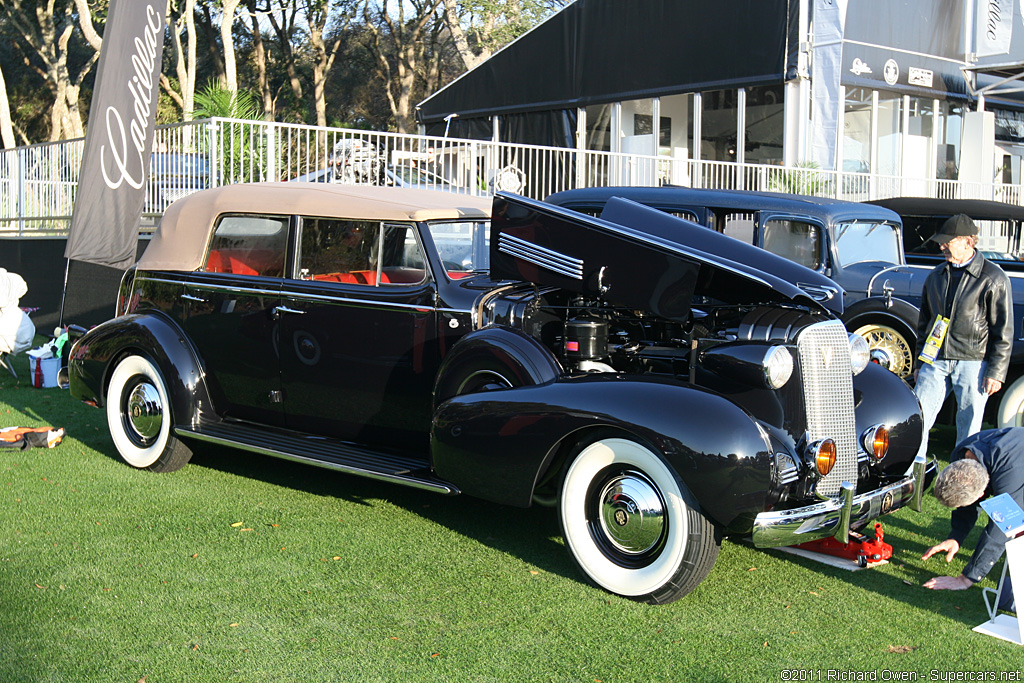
top-left (751, 455), bottom-right (936, 549)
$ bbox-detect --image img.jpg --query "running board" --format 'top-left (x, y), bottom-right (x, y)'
top-left (175, 423), bottom-right (459, 495)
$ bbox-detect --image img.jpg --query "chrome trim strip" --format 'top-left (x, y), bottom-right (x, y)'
top-left (176, 427), bottom-right (459, 495)
top-left (497, 232), bottom-right (584, 280)
top-left (140, 273), bottom-right (475, 316)
top-left (751, 458), bottom-right (938, 548)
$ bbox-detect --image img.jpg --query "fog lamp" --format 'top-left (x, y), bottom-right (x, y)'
top-left (848, 333), bottom-right (870, 375)
top-left (810, 439), bottom-right (837, 476)
top-left (861, 424), bottom-right (889, 461)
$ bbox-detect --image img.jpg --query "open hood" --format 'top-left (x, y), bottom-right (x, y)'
top-left (490, 193), bottom-right (842, 323)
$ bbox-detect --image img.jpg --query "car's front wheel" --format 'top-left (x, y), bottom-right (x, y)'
top-left (105, 354), bottom-right (192, 472)
top-left (558, 435), bottom-right (720, 604)
top-left (852, 321), bottom-right (914, 378)
top-left (996, 374), bottom-right (1024, 427)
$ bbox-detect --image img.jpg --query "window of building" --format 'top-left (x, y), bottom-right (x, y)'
top-left (843, 87), bottom-right (873, 174)
top-left (936, 101), bottom-right (964, 180)
top-left (584, 104), bottom-right (612, 152)
top-left (621, 98), bottom-right (658, 157)
top-left (876, 92), bottom-right (903, 176)
top-left (701, 89), bottom-right (739, 162)
top-left (745, 85), bottom-right (785, 165)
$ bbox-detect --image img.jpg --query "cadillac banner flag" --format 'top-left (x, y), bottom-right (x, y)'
top-left (64, 0), bottom-right (168, 272)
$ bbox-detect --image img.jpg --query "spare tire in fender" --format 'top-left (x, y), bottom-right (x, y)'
top-left (433, 326), bottom-right (562, 406)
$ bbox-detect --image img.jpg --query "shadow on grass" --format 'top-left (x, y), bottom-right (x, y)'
top-left (186, 442), bottom-right (577, 579)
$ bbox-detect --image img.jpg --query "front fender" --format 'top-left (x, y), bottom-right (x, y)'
top-left (431, 373), bottom-right (773, 534)
top-left (852, 362), bottom-right (923, 476)
top-left (68, 312), bottom-right (215, 426)
top-left (842, 296), bottom-right (920, 338)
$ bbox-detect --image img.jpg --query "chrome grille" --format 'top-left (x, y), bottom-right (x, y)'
top-left (796, 320), bottom-right (857, 497)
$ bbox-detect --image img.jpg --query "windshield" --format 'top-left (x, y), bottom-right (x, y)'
top-left (835, 221), bottom-right (901, 266)
top-left (428, 220), bottom-right (490, 277)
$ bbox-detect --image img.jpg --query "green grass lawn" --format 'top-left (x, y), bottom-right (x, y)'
top-left (1, 351), bottom-right (1021, 682)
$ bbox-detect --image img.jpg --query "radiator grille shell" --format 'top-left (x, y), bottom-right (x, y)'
top-left (796, 320), bottom-right (857, 497)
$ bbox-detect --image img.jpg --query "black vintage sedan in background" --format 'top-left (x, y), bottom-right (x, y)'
top-left (68, 184), bottom-right (934, 603)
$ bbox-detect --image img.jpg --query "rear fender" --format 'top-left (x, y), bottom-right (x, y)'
top-left (69, 312), bottom-right (215, 426)
top-left (431, 373), bottom-right (773, 534)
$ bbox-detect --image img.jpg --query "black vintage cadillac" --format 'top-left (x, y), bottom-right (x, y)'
top-left (67, 183), bottom-right (934, 603)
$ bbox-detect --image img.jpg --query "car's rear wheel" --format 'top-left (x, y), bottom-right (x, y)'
top-left (105, 354), bottom-right (192, 472)
top-left (558, 435), bottom-right (719, 604)
top-left (852, 321), bottom-right (914, 378)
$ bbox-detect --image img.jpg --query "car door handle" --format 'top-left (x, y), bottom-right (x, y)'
top-left (180, 293), bottom-right (206, 302)
top-left (273, 306), bottom-right (307, 316)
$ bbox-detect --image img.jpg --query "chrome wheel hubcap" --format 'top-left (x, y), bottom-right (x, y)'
top-left (126, 381), bottom-right (163, 442)
top-left (596, 470), bottom-right (666, 555)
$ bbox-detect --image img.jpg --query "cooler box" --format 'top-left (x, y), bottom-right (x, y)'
top-left (28, 354), bottom-right (59, 388)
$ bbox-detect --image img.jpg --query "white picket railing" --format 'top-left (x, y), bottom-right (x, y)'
top-left (1, 117), bottom-right (1022, 236)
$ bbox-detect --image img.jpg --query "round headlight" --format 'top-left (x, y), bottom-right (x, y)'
top-left (848, 333), bottom-right (870, 375)
top-left (861, 424), bottom-right (889, 461)
top-left (810, 439), bottom-right (837, 476)
top-left (763, 346), bottom-right (794, 389)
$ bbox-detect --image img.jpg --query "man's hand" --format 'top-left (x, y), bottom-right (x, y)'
top-left (922, 538), bottom-right (960, 563)
top-left (984, 377), bottom-right (1003, 396)
top-left (923, 574), bottom-right (973, 590)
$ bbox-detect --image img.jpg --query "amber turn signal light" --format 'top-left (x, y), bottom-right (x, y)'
top-left (862, 424), bottom-right (889, 461)
top-left (811, 439), bottom-right (837, 476)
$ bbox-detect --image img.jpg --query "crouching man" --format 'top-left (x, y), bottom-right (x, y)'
top-left (922, 428), bottom-right (1024, 613)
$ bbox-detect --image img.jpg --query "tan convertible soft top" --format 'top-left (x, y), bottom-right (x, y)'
top-left (138, 182), bottom-right (493, 272)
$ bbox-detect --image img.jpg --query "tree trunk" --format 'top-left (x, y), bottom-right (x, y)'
top-left (245, 5), bottom-right (275, 119)
top-left (306, 0), bottom-right (348, 129)
top-left (0, 64), bottom-right (17, 148)
top-left (220, 0), bottom-right (241, 94)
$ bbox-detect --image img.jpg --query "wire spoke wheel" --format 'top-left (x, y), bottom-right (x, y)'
top-left (853, 323), bottom-right (914, 378)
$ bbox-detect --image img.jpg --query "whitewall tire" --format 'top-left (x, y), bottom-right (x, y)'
top-left (105, 355), bottom-right (192, 472)
top-left (558, 435), bottom-right (719, 604)
top-left (997, 375), bottom-right (1024, 428)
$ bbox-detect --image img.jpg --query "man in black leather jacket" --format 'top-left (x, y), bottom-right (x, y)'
top-left (914, 214), bottom-right (1013, 461)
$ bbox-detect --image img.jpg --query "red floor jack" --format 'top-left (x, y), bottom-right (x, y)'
top-left (793, 522), bottom-right (893, 568)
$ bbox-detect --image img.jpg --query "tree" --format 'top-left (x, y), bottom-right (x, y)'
top-left (241, 0), bottom-right (275, 119)
top-left (304, 0), bottom-right (355, 128)
top-left (160, 0), bottom-right (199, 121)
top-left (441, 0), bottom-right (567, 71)
top-left (1, 0), bottom-right (106, 140)
top-left (362, 0), bottom-right (444, 133)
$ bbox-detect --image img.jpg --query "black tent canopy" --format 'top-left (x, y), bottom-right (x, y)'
top-left (417, 0), bottom-right (799, 143)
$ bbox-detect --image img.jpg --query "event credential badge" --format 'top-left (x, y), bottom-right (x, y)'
top-left (918, 315), bottom-right (949, 365)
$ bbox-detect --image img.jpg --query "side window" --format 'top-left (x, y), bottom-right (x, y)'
top-left (721, 212), bottom-right (756, 243)
top-left (297, 218), bottom-right (426, 286)
top-left (762, 219), bottom-right (821, 270)
top-left (205, 214), bottom-right (288, 276)
top-left (665, 209), bottom-right (698, 222)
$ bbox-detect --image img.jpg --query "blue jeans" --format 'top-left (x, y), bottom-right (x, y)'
top-left (914, 359), bottom-right (989, 460)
